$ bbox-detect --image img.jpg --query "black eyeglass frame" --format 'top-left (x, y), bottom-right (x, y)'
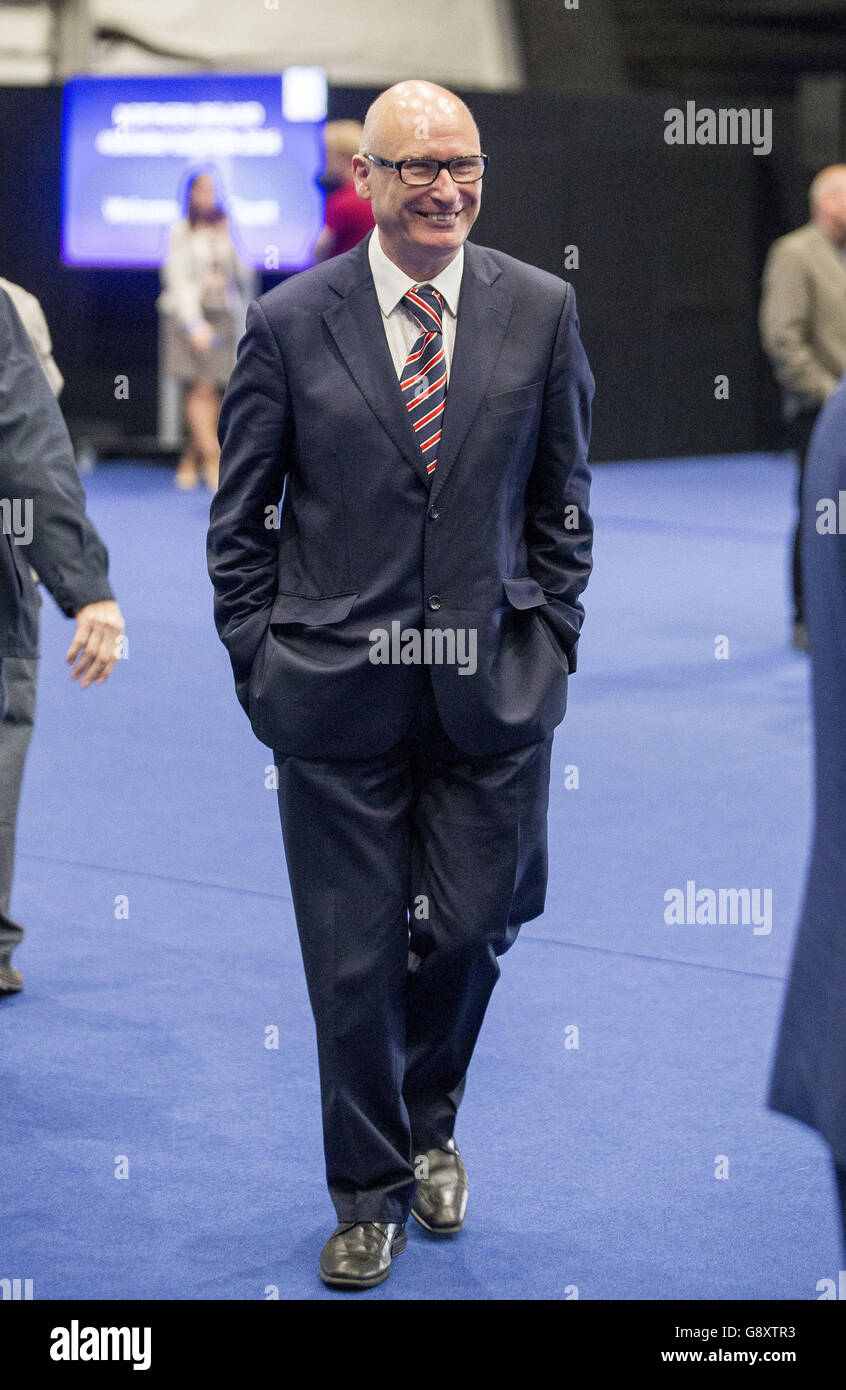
top-left (364, 153), bottom-right (488, 185)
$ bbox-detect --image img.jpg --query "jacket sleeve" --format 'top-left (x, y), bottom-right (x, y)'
top-left (159, 222), bottom-right (204, 329)
top-left (525, 282), bottom-right (594, 673)
top-left (759, 240), bottom-right (840, 404)
top-left (230, 239), bottom-right (258, 330)
top-left (206, 297), bottom-right (291, 706)
top-left (0, 289), bottom-right (113, 616)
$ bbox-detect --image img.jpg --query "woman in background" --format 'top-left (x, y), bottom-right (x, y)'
top-left (158, 170), bottom-right (253, 491)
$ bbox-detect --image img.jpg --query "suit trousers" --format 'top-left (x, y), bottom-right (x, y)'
top-left (835, 1163), bottom-right (846, 1257)
top-left (787, 406), bottom-right (821, 624)
top-left (0, 654), bottom-right (38, 961)
top-left (274, 669), bottom-right (553, 1223)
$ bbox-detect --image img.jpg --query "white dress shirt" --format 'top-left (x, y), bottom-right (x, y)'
top-left (367, 226), bottom-right (463, 384)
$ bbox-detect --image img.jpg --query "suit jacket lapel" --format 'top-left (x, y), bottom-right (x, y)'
top-left (322, 241), bottom-right (432, 489)
top-left (321, 237), bottom-right (513, 495)
top-left (431, 241), bottom-right (512, 501)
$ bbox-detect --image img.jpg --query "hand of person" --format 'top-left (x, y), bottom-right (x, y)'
top-left (187, 320), bottom-right (215, 354)
top-left (66, 600), bottom-right (126, 687)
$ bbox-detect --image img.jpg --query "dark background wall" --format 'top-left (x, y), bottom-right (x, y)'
top-left (0, 82), bottom-right (803, 461)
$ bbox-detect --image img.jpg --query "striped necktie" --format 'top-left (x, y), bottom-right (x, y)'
top-left (400, 284), bottom-right (446, 475)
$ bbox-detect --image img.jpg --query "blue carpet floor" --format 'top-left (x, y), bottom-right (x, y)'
top-left (2, 453), bottom-right (840, 1300)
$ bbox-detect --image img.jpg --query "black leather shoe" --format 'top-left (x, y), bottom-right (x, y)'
top-left (0, 957), bottom-right (22, 995)
top-left (411, 1138), bottom-right (468, 1233)
top-left (318, 1222), bottom-right (407, 1289)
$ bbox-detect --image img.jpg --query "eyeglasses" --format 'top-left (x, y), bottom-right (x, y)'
top-left (365, 154), bottom-right (487, 186)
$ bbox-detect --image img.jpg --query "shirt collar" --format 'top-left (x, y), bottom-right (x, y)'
top-left (367, 226), bottom-right (463, 318)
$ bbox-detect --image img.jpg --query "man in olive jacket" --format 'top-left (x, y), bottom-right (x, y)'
top-left (759, 165), bottom-right (846, 643)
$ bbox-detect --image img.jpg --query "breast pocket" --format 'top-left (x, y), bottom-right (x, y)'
top-left (484, 381), bottom-right (544, 417)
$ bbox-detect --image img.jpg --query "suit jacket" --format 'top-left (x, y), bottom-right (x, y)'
top-left (207, 233), bottom-right (594, 758)
top-left (759, 221), bottom-right (846, 419)
top-left (768, 379), bottom-right (846, 1165)
top-left (0, 289), bottom-right (113, 660)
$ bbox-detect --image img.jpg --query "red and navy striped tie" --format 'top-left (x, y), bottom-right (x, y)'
top-left (400, 284), bottom-right (446, 475)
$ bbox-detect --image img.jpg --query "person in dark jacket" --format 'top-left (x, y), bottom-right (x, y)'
top-left (0, 287), bottom-right (124, 995)
top-left (768, 371), bottom-right (846, 1253)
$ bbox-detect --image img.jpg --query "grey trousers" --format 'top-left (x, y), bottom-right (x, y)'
top-left (0, 653), bottom-right (38, 961)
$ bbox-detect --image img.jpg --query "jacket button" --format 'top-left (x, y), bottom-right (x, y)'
top-left (428, 505), bottom-right (439, 520)
top-left (428, 595), bottom-right (441, 611)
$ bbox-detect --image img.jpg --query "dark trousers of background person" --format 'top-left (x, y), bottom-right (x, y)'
top-left (786, 407), bottom-right (821, 625)
top-left (0, 654), bottom-right (38, 966)
top-left (274, 669), bottom-right (553, 1225)
top-left (835, 1165), bottom-right (846, 1257)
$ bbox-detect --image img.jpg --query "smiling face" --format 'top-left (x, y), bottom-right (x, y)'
top-left (352, 81), bottom-right (483, 281)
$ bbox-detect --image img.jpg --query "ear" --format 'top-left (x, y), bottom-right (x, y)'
top-left (351, 155), bottom-right (372, 201)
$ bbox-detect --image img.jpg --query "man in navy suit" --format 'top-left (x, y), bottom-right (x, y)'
top-left (207, 79), bottom-right (594, 1288)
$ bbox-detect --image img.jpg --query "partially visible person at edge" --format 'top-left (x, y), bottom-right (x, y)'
top-left (768, 375), bottom-right (846, 1259)
top-left (158, 169), bottom-right (254, 492)
top-left (759, 164), bottom-right (846, 651)
top-left (311, 119), bottom-right (375, 262)
top-left (0, 273), bottom-right (64, 993)
top-left (0, 288), bottom-right (124, 997)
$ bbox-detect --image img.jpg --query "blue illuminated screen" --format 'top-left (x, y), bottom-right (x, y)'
top-left (61, 70), bottom-right (327, 269)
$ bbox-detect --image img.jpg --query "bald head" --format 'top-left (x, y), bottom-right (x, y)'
top-left (810, 164), bottom-right (846, 244)
top-left (360, 80), bottom-right (479, 159)
top-left (810, 165), bottom-right (846, 212)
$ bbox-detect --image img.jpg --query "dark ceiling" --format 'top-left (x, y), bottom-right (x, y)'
top-left (514, 0), bottom-right (846, 97)
top-left (614, 0), bottom-right (846, 95)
